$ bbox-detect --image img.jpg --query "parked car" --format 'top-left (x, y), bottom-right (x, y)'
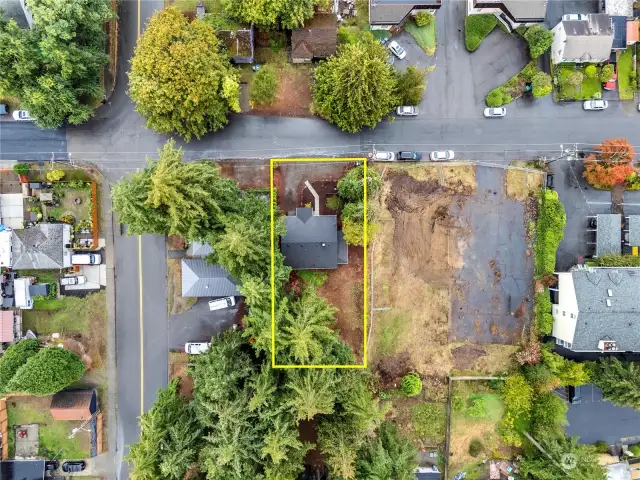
top-left (583, 99), bottom-right (608, 110)
top-left (45, 461), bottom-right (59, 471)
top-left (603, 73), bottom-right (617, 90)
top-left (0, 104), bottom-right (7, 116)
top-left (12, 110), bottom-right (31, 121)
top-left (398, 151), bottom-right (423, 161)
top-left (588, 217), bottom-right (597, 228)
top-left (568, 385), bottom-right (582, 405)
top-left (62, 461), bottom-right (86, 473)
top-left (388, 41), bottom-right (406, 60)
top-left (562, 13), bottom-right (586, 21)
top-left (185, 342), bottom-right (211, 355)
top-left (483, 107), bottom-right (506, 118)
top-left (396, 106), bottom-right (419, 116)
top-left (546, 173), bottom-right (555, 189)
top-left (208, 296), bottom-right (236, 311)
top-left (429, 150), bottom-right (455, 161)
top-left (372, 151), bottom-right (396, 162)
top-left (71, 253), bottom-right (102, 265)
top-left (60, 275), bottom-right (87, 286)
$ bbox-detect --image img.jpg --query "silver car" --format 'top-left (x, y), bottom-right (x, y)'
top-left (388, 41), bottom-right (406, 60)
top-left (373, 151), bottom-right (396, 161)
top-left (583, 100), bottom-right (608, 110)
top-left (185, 342), bottom-right (211, 355)
top-left (397, 106), bottom-right (419, 116)
top-left (429, 150), bottom-right (455, 161)
top-left (483, 107), bottom-right (506, 118)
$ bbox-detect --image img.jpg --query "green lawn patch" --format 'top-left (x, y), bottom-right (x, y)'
top-left (411, 401), bottom-right (447, 444)
top-left (618, 47), bottom-right (635, 100)
top-left (404, 19), bottom-right (436, 56)
top-left (7, 396), bottom-right (91, 459)
top-left (556, 65), bottom-right (602, 100)
top-left (44, 188), bottom-right (91, 222)
top-left (18, 270), bottom-right (59, 285)
top-left (465, 14), bottom-right (497, 52)
top-left (167, 0), bottom-right (221, 13)
top-left (23, 292), bottom-right (106, 335)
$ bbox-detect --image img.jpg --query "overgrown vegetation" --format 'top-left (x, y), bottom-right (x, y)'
top-left (618, 47), bottom-right (635, 100)
top-left (591, 357), bottom-right (640, 410)
top-left (465, 14), bottom-right (497, 52)
top-left (250, 65), bottom-right (279, 107)
top-left (486, 61), bottom-right (540, 107)
top-left (555, 64), bottom-right (602, 101)
top-left (523, 25), bottom-right (553, 59)
top-left (534, 291), bottom-right (554, 335)
top-left (534, 189), bottom-right (566, 277)
top-left (594, 254), bottom-right (640, 267)
top-left (336, 165), bottom-right (381, 246)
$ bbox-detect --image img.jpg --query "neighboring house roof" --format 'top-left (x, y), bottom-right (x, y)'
top-left (11, 223), bottom-right (72, 269)
top-left (28, 284), bottom-right (48, 297)
top-left (292, 14), bottom-right (338, 60)
top-left (0, 193), bottom-right (24, 230)
top-left (216, 26), bottom-right (254, 61)
top-left (281, 207), bottom-right (347, 269)
top-left (0, 0), bottom-right (33, 28)
top-left (627, 20), bottom-right (639, 44)
top-left (414, 466), bottom-right (441, 480)
top-left (0, 310), bottom-right (15, 343)
top-left (612, 15), bottom-right (628, 49)
top-left (628, 215), bottom-right (640, 246)
top-left (181, 259), bottom-right (241, 297)
top-left (472, 0), bottom-right (547, 22)
top-left (50, 390), bottom-right (96, 421)
top-left (370, 0), bottom-right (440, 25)
top-left (606, 462), bottom-right (632, 480)
top-left (569, 267), bottom-right (640, 351)
top-left (0, 460), bottom-right (45, 480)
top-left (187, 241), bottom-right (214, 258)
top-left (558, 14), bottom-right (615, 62)
top-left (596, 214), bottom-right (621, 257)
top-left (605, 0), bottom-right (633, 18)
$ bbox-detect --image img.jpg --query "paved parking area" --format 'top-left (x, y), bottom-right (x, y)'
top-left (450, 167), bottom-right (533, 344)
top-left (168, 298), bottom-right (242, 350)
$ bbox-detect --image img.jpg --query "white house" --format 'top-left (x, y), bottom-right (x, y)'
top-left (551, 14), bottom-right (614, 64)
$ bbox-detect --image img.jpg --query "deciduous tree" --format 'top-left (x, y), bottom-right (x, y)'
top-left (7, 347), bottom-right (85, 395)
top-left (541, 346), bottom-right (590, 386)
top-left (566, 71), bottom-right (584, 89)
top-left (584, 154), bottom-right (635, 188)
top-left (600, 64), bottom-right (614, 82)
top-left (530, 391), bottom-right (568, 438)
top-left (129, 7), bottom-right (240, 141)
top-left (524, 25), bottom-right (554, 58)
top-left (595, 138), bottom-right (635, 162)
top-left (221, 0), bottom-right (319, 29)
top-left (501, 374), bottom-right (533, 418)
top-left (395, 66), bottom-right (428, 106)
top-left (250, 65), bottom-right (279, 107)
top-left (532, 71), bottom-right (552, 97)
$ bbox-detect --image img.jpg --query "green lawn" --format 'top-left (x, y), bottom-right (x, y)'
top-left (557, 66), bottom-right (602, 100)
top-left (166, 0), bottom-right (222, 13)
top-left (7, 397), bottom-right (91, 459)
top-left (410, 401), bottom-right (447, 444)
top-left (23, 292), bottom-right (105, 335)
top-left (46, 188), bottom-right (91, 222)
top-left (618, 47), bottom-right (634, 100)
top-left (404, 19), bottom-right (436, 56)
top-left (465, 14), bottom-right (497, 52)
top-left (27, 164), bottom-right (94, 183)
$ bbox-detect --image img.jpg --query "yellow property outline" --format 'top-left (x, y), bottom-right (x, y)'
top-left (270, 158), bottom-right (368, 369)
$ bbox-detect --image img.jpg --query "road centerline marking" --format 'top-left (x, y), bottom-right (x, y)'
top-left (139, 235), bottom-right (144, 415)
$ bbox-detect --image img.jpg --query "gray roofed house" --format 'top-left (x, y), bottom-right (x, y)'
top-left (604, 0), bottom-right (633, 18)
top-left (369, 0), bottom-right (441, 28)
top-left (468, 0), bottom-right (547, 31)
top-left (596, 214), bottom-right (622, 257)
top-left (627, 215), bottom-right (640, 246)
top-left (181, 259), bottom-right (241, 297)
top-left (11, 224), bottom-right (73, 270)
top-left (551, 14), bottom-right (615, 64)
top-left (551, 267), bottom-right (640, 353)
top-left (281, 207), bottom-right (348, 270)
top-left (0, 0), bottom-right (33, 28)
top-left (187, 241), bottom-right (214, 258)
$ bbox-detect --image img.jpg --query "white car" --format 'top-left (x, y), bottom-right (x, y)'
top-left (388, 41), bottom-right (406, 60)
top-left (429, 150), bottom-right (455, 161)
top-left (562, 13), bottom-right (586, 21)
top-left (185, 342), bottom-right (211, 355)
top-left (396, 106), bottom-right (419, 116)
top-left (483, 107), bottom-right (506, 118)
top-left (60, 276), bottom-right (87, 286)
top-left (372, 151), bottom-right (396, 161)
top-left (583, 100), bottom-right (608, 110)
top-left (12, 110), bottom-right (31, 121)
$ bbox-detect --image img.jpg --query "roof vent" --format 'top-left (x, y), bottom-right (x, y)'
top-left (606, 299), bottom-right (612, 306)
top-left (608, 289), bottom-right (613, 297)
top-left (321, 243), bottom-right (326, 247)
top-left (598, 340), bottom-right (618, 351)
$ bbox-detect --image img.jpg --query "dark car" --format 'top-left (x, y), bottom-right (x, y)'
top-left (568, 385), bottom-right (582, 405)
top-left (398, 151), bottom-right (423, 161)
top-left (45, 460), bottom-right (59, 471)
top-left (589, 217), bottom-right (597, 229)
top-left (62, 461), bottom-right (86, 473)
top-left (0, 104), bottom-right (7, 116)
top-left (546, 173), bottom-right (554, 189)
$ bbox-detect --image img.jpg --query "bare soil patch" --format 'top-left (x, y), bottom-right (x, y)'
top-left (167, 235), bottom-right (186, 251)
top-left (506, 164), bottom-right (544, 201)
top-left (168, 259), bottom-right (197, 315)
top-left (250, 64), bottom-right (313, 118)
top-left (218, 161), bottom-right (270, 190)
top-left (169, 352), bottom-right (193, 399)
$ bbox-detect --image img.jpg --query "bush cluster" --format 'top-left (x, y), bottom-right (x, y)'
top-left (414, 11), bottom-right (434, 27)
top-left (401, 373), bottom-right (423, 397)
top-left (534, 190), bottom-right (566, 277)
top-left (465, 15), bottom-right (497, 52)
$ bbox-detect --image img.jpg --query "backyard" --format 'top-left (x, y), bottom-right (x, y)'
top-left (6, 395), bottom-right (91, 459)
top-left (555, 65), bottom-right (602, 101)
top-left (618, 47), bottom-right (635, 100)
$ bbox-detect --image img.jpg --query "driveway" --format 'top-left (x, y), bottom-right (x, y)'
top-left (168, 298), bottom-right (242, 350)
top-left (546, 0), bottom-right (599, 28)
top-left (564, 384), bottom-right (640, 444)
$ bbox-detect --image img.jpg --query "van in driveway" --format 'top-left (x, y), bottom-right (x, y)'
top-left (208, 296), bottom-right (236, 311)
top-left (71, 253), bottom-right (102, 265)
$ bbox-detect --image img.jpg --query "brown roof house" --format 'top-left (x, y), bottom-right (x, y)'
top-left (50, 390), bottom-right (97, 421)
top-left (292, 14), bottom-right (338, 63)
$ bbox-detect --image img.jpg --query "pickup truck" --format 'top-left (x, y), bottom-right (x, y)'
top-left (60, 276), bottom-right (87, 286)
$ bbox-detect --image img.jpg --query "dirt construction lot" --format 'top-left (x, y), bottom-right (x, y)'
top-left (370, 165), bottom-right (531, 378)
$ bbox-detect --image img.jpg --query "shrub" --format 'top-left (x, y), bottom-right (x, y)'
top-left (59, 214), bottom-right (75, 224)
top-left (465, 14), bottom-right (498, 52)
top-left (326, 195), bottom-right (341, 210)
top-left (629, 444), bottom-right (640, 456)
top-left (467, 395), bottom-right (487, 418)
top-left (414, 11), bottom-right (433, 27)
top-left (565, 71), bottom-right (584, 88)
top-left (297, 270), bottom-right (328, 287)
top-left (250, 66), bottom-right (279, 107)
top-left (401, 373), bottom-right (423, 397)
top-left (486, 88), bottom-right (511, 107)
top-left (534, 291), bottom-right (554, 335)
top-left (7, 347), bottom-right (85, 395)
top-left (338, 26), bottom-right (362, 45)
top-left (501, 374), bottom-right (533, 419)
top-left (600, 64), bottom-right (614, 82)
top-left (531, 71), bottom-right (552, 98)
top-left (534, 190), bottom-right (566, 277)
top-left (594, 440), bottom-right (609, 454)
top-left (46, 169), bottom-right (65, 181)
top-left (595, 254), bottom-right (640, 267)
top-left (585, 65), bottom-right (597, 78)
top-left (523, 25), bottom-right (553, 58)
top-left (12, 163), bottom-right (31, 176)
top-left (468, 438), bottom-right (483, 457)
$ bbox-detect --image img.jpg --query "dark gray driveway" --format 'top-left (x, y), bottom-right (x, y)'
top-left (168, 298), bottom-right (242, 350)
top-left (565, 384), bottom-right (640, 444)
top-left (450, 167), bottom-right (533, 344)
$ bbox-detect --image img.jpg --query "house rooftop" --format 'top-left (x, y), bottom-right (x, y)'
top-left (0, 460), bottom-right (45, 480)
top-left (12, 223), bottom-right (72, 269)
top-left (628, 215), bottom-right (640, 246)
top-left (596, 214), bottom-right (621, 257)
top-left (472, 0), bottom-right (547, 22)
top-left (181, 258), bottom-right (240, 297)
top-left (370, 0), bottom-right (440, 25)
top-left (605, 0), bottom-right (633, 18)
top-left (292, 14), bottom-right (337, 60)
top-left (611, 15), bottom-right (628, 49)
top-left (0, 310), bottom-right (15, 343)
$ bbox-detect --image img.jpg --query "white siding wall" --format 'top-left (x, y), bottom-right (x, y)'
top-left (551, 272), bottom-right (580, 344)
top-left (551, 23), bottom-right (567, 64)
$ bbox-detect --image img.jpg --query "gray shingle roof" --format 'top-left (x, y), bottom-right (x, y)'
top-left (187, 241), bottom-right (214, 258)
top-left (12, 223), bottom-right (69, 269)
top-left (560, 14), bottom-right (614, 62)
top-left (596, 214), bottom-right (622, 257)
top-left (181, 259), bottom-right (240, 297)
top-left (571, 268), bottom-right (640, 351)
top-left (281, 208), bottom-right (343, 269)
top-left (370, 1), bottom-right (440, 25)
top-left (628, 215), bottom-right (640, 246)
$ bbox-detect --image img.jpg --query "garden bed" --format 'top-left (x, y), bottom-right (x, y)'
top-left (486, 61), bottom-right (537, 107)
top-left (554, 65), bottom-right (602, 101)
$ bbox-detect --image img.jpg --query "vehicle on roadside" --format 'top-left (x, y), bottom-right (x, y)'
top-left (396, 106), bottom-right (418, 116)
top-left (60, 276), bottom-right (87, 286)
top-left (483, 107), bottom-right (506, 118)
top-left (71, 253), bottom-right (102, 265)
top-left (546, 173), bottom-right (555, 189)
top-left (429, 150), bottom-right (455, 161)
top-left (208, 296), bottom-right (236, 311)
top-left (185, 342), bottom-right (211, 355)
top-left (568, 385), bottom-right (582, 405)
top-left (603, 72), bottom-right (617, 90)
top-left (562, 13), bottom-right (586, 21)
top-left (398, 151), bottom-right (423, 161)
top-left (637, 102), bottom-right (640, 112)
top-left (62, 461), bottom-right (86, 473)
top-left (589, 217), bottom-right (597, 228)
top-left (388, 41), bottom-right (406, 60)
top-left (0, 104), bottom-right (7, 116)
top-left (372, 151), bottom-right (396, 162)
top-left (583, 99), bottom-right (608, 110)
top-left (45, 461), bottom-right (59, 471)
top-left (12, 110), bottom-right (31, 121)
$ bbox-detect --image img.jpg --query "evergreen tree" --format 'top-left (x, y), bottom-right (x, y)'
top-left (356, 422), bottom-right (417, 480)
top-left (7, 348), bottom-right (84, 395)
top-left (0, 339), bottom-right (39, 393)
top-left (287, 369), bottom-right (337, 421)
top-left (592, 358), bottom-right (640, 410)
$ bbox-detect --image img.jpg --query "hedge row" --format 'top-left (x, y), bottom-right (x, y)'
top-left (465, 15), bottom-right (497, 52)
top-left (534, 189), bottom-right (566, 277)
top-left (595, 254), bottom-right (640, 267)
top-left (486, 61), bottom-right (538, 107)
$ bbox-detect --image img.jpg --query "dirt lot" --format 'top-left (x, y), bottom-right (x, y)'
top-left (169, 352), bottom-right (193, 399)
top-left (168, 259), bottom-right (197, 315)
top-left (506, 162), bottom-right (544, 201)
top-left (249, 63), bottom-right (314, 118)
top-left (218, 160), bottom-right (270, 190)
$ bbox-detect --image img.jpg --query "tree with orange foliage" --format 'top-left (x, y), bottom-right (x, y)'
top-left (584, 154), bottom-right (635, 188)
top-left (594, 138), bottom-right (635, 162)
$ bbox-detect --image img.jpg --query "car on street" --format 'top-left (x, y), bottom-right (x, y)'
top-left (603, 73), bottom-right (617, 90)
top-left (71, 253), bottom-right (102, 265)
top-left (372, 151), bottom-right (396, 161)
top-left (185, 342), bottom-right (211, 355)
top-left (546, 173), bottom-right (554, 189)
top-left (562, 13), bottom-right (586, 21)
top-left (398, 151), bottom-right (423, 161)
top-left (429, 150), bottom-right (455, 161)
top-left (568, 385), bottom-right (582, 405)
top-left (396, 106), bottom-right (418, 116)
top-left (388, 41), bottom-right (406, 60)
top-left (45, 461), bottom-right (59, 471)
top-left (62, 461), bottom-right (86, 473)
top-left (60, 275), bottom-right (87, 286)
top-left (483, 107), bottom-right (506, 118)
top-left (0, 104), bottom-right (7, 116)
top-left (12, 110), bottom-right (31, 121)
top-left (583, 100), bottom-right (608, 110)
